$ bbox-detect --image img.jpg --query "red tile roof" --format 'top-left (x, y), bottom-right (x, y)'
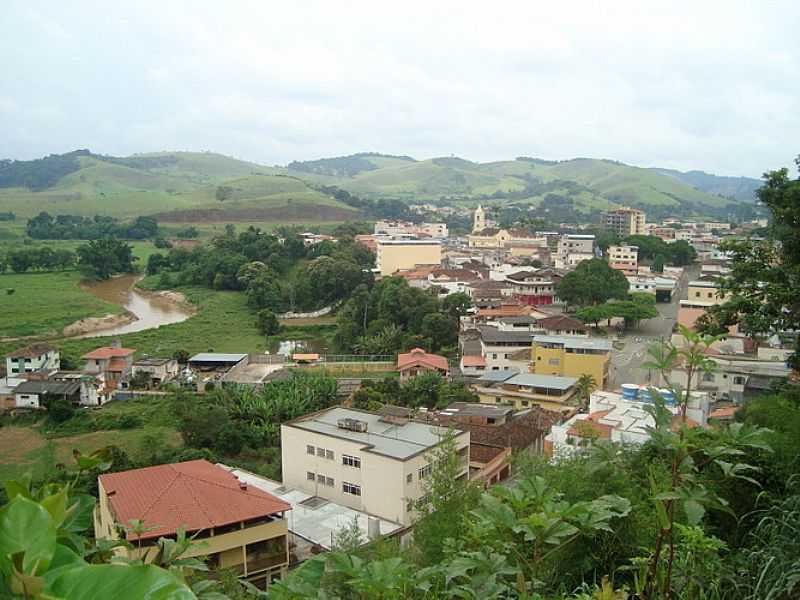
top-left (83, 347), bottom-right (136, 360)
top-left (709, 406), bottom-right (741, 419)
top-left (461, 355), bottom-right (487, 367)
top-left (537, 315), bottom-right (587, 331)
top-left (99, 460), bottom-right (291, 541)
top-left (397, 348), bottom-right (449, 372)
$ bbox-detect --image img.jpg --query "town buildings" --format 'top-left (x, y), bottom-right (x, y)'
top-left (375, 239), bottom-right (442, 276)
top-left (554, 234), bottom-right (595, 269)
top-left (472, 371), bottom-right (578, 412)
top-left (82, 344), bottom-right (135, 392)
top-left (602, 207), bottom-right (646, 236)
top-left (131, 357), bottom-right (179, 387)
top-left (505, 270), bottom-right (560, 306)
top-left (280, 406), bottom-right (470, 526)
top-left (530, 335), bottom-right (612, 388)
top-left (94, 460), bottom-right (292, 586)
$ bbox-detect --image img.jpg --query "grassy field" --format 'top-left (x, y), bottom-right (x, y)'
top-left (0, 271), bottom-right (122, 338)
top-left (0, 396), bottom-right (182, 481)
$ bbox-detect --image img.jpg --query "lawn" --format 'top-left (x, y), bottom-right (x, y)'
top-left (0, 271), bottom-right (122, 338)
top-left (0, 399), bottom-right (182, 482)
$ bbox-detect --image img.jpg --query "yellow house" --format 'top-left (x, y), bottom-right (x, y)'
top-left (94, 460), bottom-right (291, 587)
top-left (376, 240), bottom-right (442, 276)
top-left (530, 335), bottom-right (611, 388)
top-left (687, 277), bottom-right (729, 305)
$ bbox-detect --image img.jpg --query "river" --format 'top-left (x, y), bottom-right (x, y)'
top-left (79, 275), bottom-right (193, 337)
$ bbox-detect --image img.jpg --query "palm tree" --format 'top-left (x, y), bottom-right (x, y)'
top-left (575, 374), bottom-right (597, 411)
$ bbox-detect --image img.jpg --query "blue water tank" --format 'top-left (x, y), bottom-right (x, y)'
top-left (622, 383), bottom-right (639, 400)
top-left (660, 388), bottom-right (677, 405)
top-left (638, 387), bottom-right (652, 402)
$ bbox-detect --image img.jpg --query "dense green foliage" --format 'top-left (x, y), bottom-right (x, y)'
top-left (26, 212), bottom-right (159, 240)
top-left (0, 247), bottom-right (75, 273)
top-left (623, 235), bottom-right (696, 266)
top-left (557, 258), bottom-right (630, 308)
top-left (76, 239), bottom-right (138, 279)
top-left (334, 277), bottom-right (461, 354)
top-left (0, 150), bottom-right (86, 191)
top-left (350, 372), bottom-right (476, 411)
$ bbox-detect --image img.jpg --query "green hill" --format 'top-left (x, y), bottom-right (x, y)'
top-left (0, 151), bottom-right (358, 223)
top-left (650, 167), bottom-right (761, 202)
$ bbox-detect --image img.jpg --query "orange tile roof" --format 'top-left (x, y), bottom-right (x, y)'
top-left (397, 347), bottom-right (449, 372)
top-left (461, 355), bottom-right (487, 367)
top-left (709, 406), bottom-right (741, 419)
top-left (99, 460), bottom-right (291, 541)
top-left (107, 358), bottom-right (129, 372)
top-left (82, 347), bottom-right (135, 360)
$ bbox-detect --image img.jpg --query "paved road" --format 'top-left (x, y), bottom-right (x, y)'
top-left (609, 266), bottom-right (696, 386)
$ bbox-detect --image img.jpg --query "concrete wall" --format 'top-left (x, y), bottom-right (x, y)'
top-left (377, 243), bottom-right (442, 276)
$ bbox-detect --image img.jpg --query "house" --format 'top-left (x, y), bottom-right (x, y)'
top-left (13, 379), bottom-right (81, 409)
top-left (554, 234), bottom-right (595, 270)
top-left (397, 348), bottom-right (449, 381)
top-left (477, 326), bottom-right (535, 371)
top-left (505, 270), bottom-right (561, 306)
top-left (95, 460), bottom-right (291, 586)
top-left (280, 406), bottom-right (470, 525)
top-left (132, 357), bottom-right (179, 387)
top-left (669, 355), bottom-right (791, 403)
top-left (459, 355), bottom-right (487, 377)
top-left (472, 371), bottom-right (578, 412)
top-left (82, 345), bottom-right (135, 390)
top-left (545, 387), bottom-right (708, 457)
top-left (375, 239), bottom-right (442, 276)
top-left (427, 268), bottom-right (482, 296)
top-left (5, 343), bottom-right (59, 375)
top-left (530, 335), bottom-right (612, 388)
top-left (536, 315), bottom-right (588, 337)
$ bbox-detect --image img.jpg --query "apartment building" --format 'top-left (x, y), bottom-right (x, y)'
top-left (607, 244), bottom-right (638, 276)
top-left (602, 207), bottom-right (646, 236)
top-left (376, 239), bottom-right (442, 276)
top-left (280, 407), bottom-right (470, 526)
top-left (95, 460), bottom-right (291, 586)
top-left (5, 343), bottom-right (59, 375)
top-left (505, 270), bottom-right (561, 305)
top-left (554, 234), bottom-right (595, 270)
top-left (477, 326), bottom-right (535, 371)
top-left (530, 335), bottom-right (611, 388)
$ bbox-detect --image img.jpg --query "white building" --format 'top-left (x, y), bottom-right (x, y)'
top-left (5, 343), bottom-right (60, 376)
top-left (280, 407), bottom-right (470, 526)
top-left (545, 387), bottom-right (710, 457)
top-left (554, 234), bottom-right (595, 270)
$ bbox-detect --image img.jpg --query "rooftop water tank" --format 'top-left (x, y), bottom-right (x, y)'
top-left (621, 384), bottom-right (639, 400)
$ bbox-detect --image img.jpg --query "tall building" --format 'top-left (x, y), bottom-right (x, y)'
top-left (473, 205), bottom-right (486, 232)
top-left (554, 234), bottom-right (595, 270)
top-left (280, 407), bottom-right (470, 526)
top-left (607, 244), bottom-right (639, 276)
top-left (603, 207), bottom-right (646, 236)
top-left (375, 239), bottom-right (442, 276)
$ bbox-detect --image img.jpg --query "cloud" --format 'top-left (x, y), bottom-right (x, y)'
top-left (0, 0), bottom-right (798, 177)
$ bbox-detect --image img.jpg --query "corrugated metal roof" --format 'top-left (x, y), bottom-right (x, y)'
top-left (505, 373), bottom-right (577, 390)
top-left (475, 370), bottom-right (519, 383)
top-left (188, 353), bottom-right (247, 363)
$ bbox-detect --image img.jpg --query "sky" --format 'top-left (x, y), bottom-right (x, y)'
top-left (1, 1), bottom-right (798, 177)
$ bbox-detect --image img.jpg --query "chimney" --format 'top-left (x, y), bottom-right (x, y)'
top-left (111, 339), bottom-right (122, 349)
top-left (239, 481), bottom-right (248, 491)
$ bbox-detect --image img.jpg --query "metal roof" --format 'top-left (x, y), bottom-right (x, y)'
top-left (504, 373), bottom-right (578, 390)
top-left (475, 370), bottom-right (519, 383)
top-left (188, 353), bottom-right (247, 364)
top-left (14, 380), bottom-right (81, 396)
top-left (532, 335), bottom-right (612, 351)
top-left (478, 326), bottom-right (535, 345)
top-left (285, 407), bottom-right (466, 460)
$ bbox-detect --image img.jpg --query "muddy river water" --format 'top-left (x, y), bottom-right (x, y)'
top-left (80, 275), bottom-right (192, 337)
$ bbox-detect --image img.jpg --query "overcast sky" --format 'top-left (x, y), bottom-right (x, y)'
top-left (1, 1), bottom-right (798, 177)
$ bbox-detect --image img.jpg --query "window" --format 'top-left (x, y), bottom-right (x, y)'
top-left (306, 471), bottom-right (315, 481)
top-left (406, 473), bottom-right (413, 484)
top-left (343, 482), bottom-right (361, 496)
top-left (325, 450), bottom-right (334, 460)
top-left (695, 292), bottom-right (701, 298)
top-left (733, 376), bottom-right (746, 385)
top-left (342, 454), bottom-right (361, 468)
top-left (317, 474), bottom-right (325, 484)
top-left (548, 358), bottom-right (560, 366)
top-left (325, 477), bottom-right (334, 487)
top-left (316, 447), bottom-right (325, 457)
top-left (492, 353), bottom-right (497, 359)
top-left (306, 445), bottom-right (315, 455)
top-left (702, 372), bottom-right (714, 382)
top-left (418, 464), bottom-right (432, 480)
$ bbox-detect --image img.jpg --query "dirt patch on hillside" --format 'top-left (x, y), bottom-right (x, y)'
top-left (62, 312), bottom-right (136, 337)
top-left (0, 426), bottom-right (46, 464)
top-left (154, 203), bottom-right (360, 223)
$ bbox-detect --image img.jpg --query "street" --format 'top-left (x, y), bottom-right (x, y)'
top-left (608, 265), bottom-right (696, 387)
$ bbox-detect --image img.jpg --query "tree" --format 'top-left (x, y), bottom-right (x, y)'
top-left (575, 374), bottom-right (597, 410)
top-left (330, 516), bottom-right (365, 553)
top-left (669, 240), bottom-right (696, 266)
top-left (558, 258), bottom-right (630, 308)
top-left (256, 309), bottom-right (281, 336)
top-left (420, 312), bottom-right (457, 352)
top-left (575, 303), bottom-right (617, 328)
top-left (699, 156), bottom-right (800, 368)
top-left (441, 292), bottom-right (473, 319)
top-left (215, 185), bottom-right (233, 202)
top-left (608, 295), bottom-right (658, 330)
top-left (652, 254), bottom-right (665, 273)
top-left (76, 239), bottom-right (137, 279)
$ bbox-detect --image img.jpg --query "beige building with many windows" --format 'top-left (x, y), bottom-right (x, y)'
top-left (280, 407), bottom-right (470, 525)
top-left (607, 244), bottom-right (639, 276)
top-left (603, 207), bottom-right (646, 236)
top-left (376, 239), bottom-right (442, 276)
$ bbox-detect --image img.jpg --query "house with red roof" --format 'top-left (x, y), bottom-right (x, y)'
top-left (95, 459), bottom-right (291, 585)
top-left (82, 342), bottom-right (135, 392)
top-left (397, 347), bottom-right (450, 381)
